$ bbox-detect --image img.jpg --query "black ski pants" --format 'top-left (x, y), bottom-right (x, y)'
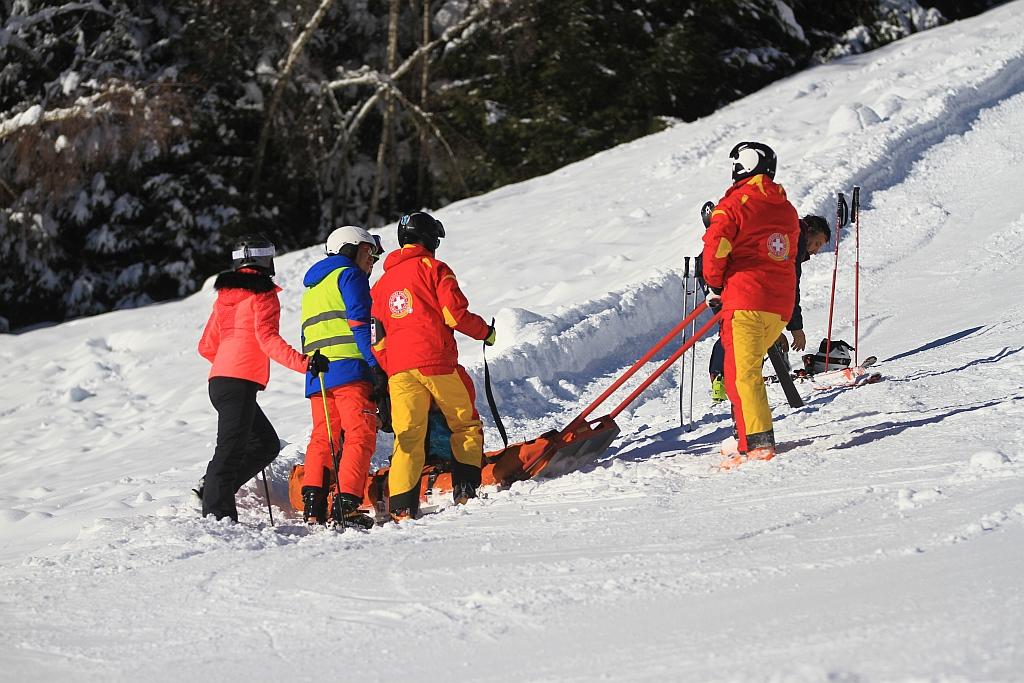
top-left (202, 377), bottom-right (280, 521)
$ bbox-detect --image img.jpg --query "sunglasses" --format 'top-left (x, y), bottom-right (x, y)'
top-left (366, 235), bottom-right (384, 262)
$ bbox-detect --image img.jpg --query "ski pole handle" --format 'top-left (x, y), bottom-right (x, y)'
top-left (684, 256), bottom-right (690, 280)
top-left (836, 192), bottom-right (849, 229)
top-left (852, 186), bottom-right (860, 222)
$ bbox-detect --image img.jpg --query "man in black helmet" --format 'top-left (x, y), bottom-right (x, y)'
top-left (369, 212), bottom-right (495, 520)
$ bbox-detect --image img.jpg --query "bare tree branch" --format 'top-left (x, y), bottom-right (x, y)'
top-left (369, 0), bottom-right (401, 221)
top-left (250, 0), bottom-right (337, 198)
top-left (325, 1), bottom-right (492, 94)
top-left (387, 81), bottom-right (469, 195)
top-left (0, 83), bottom-right (143, 142)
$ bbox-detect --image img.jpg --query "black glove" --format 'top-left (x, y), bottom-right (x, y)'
top-left (308, 350), bottom-right (330, 376)
top-left (706, 287), bottom-right (723, 313)
top-left (376, 392), bottom-right (393, 433)
top-left (369, 365), bottom-right (389, 401)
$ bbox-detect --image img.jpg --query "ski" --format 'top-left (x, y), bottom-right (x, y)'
top-left (810, 356), bottom-right (880, 390)
top-left (766, 343), bottom-right (804, 407)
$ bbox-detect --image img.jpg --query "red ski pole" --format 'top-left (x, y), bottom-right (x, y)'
top-left (852, 186), bottom-right (861, 366)
top-left (825, 192), bottom-right (849, 371)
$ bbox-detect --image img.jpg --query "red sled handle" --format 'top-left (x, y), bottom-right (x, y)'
top-left (565, 301), bottom-right (718, 432)
top-left (608, 311), bottom-right (721, 420)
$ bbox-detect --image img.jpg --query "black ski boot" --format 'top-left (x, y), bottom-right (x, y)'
top-left (331, 492), bottom-right (376, 530)
top-left (452, 482), bottom-right (477, 505)
top-left (302, 486), bottom-right (328, 525)
top-left (191, 476), bottom-right (205, 501)
top-left (451, 460), bottom-right (481, 506)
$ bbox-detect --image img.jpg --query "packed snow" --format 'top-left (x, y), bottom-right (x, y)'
top-left (2, 3), bottom-right (1024, 680)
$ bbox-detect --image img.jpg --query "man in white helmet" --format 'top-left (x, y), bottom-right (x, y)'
top-left (299, 225), bottom-right (387, 526)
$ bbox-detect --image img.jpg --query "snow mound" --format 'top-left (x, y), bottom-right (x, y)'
top-left (968, 449), bottom-right (1011, 469)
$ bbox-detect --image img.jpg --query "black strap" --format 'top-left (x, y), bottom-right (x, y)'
top-left (483, 318), bottom-right (509, 450)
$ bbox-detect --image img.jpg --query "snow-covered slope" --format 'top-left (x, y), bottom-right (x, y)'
top-left (2, 3), bottom-right (1024, 680)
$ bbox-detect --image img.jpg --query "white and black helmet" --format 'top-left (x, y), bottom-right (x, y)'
top-left (803, 339), bottom-right (854, 374)
top-left (325, 225), bottom-right (383, 257)
top-left (232, 235), bottom-right (276, 276)
top-left (729, 141), bottom-right (777, 182)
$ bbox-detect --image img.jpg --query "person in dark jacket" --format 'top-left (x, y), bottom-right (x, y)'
top-left (197, 236), bottom-right (311, 522)
top-left (778, 214), bottom-right (830, 353)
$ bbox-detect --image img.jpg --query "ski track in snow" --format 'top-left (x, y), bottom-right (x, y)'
top-left (3, 3), bottom-right (1024, 680)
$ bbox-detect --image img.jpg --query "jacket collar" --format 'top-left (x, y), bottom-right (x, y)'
top-left (303, 254), bottom-right (357, 287)
top-left (214, 268), bottom-right (276, 293)
top-left (382, 244), bottom-right (433, 270)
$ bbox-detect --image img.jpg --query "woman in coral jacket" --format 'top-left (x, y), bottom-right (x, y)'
top-left (197, 236), bottom-right (312, 522)
top-left (701, 142), bottom-right (801, 468)
top-left (370, 212), bottom-right (495, 520)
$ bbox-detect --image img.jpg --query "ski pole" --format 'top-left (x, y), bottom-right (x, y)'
top-left (679, 258), bottom-right (690, 428)
top-left (825, 192), bottom-right (849, 371)
top-left (687, 275), bottom-right (697, 431)
top-left (319, 372), bottom-right (344, 522)
top-left (260, 468), bottom-right (275, 526)
top-left (852, 185), bottom-right (861, 366)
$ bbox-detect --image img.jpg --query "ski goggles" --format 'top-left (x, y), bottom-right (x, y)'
top-left (368, 235), bottom-right (384, 261)
top-left (232, 245), bottom-right (276, 260)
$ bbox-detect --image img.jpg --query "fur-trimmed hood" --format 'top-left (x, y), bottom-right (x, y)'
top-left (213, 268), bottom-right (276, 293)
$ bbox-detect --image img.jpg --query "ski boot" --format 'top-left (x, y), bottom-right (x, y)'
top-left (389, 508), bottom-right (415, 523)
top-left (745, 431), bottom-right (776, 463)
top-left (711, 374), bottom-right (727, 403)
top-left (746, 446), bottom-right (776, 462)
top-left (302, 485), bottom-right (329, 525)
top-left (191, 476), bottom-right (205, 501)
top-left (331, 492), bottom-right (376, 530)
top-left (452, 482), bottom-right (477, 506)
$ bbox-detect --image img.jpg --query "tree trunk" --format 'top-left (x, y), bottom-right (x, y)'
top-left (416, 0), bottom-right (431, 207)
top-left (370, 0), bottom-right (401, 224)
top-left (250, 0), bottom-right (337, 203)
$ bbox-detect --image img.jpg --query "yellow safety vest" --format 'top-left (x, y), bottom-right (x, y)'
top-left (301, 267), bottom-right (360, 360)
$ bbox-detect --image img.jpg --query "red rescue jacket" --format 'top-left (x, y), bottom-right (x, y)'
top-left (701, 174), bottom-right (800, 319)
top-left (370, 245), bottom-right (490, 376)
top-left (198, 269), bottom-right (308, 388)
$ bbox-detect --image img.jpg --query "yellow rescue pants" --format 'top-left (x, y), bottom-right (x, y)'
top-left (721, 310), bottom-right (787, 451)
top-left (387, 366), bottom-right (483, 507)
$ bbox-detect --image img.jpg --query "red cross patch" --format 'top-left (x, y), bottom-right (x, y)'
top-left (766, 233), bottom-right (790, 261)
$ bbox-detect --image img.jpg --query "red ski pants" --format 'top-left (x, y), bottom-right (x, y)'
top-left (303, 381), bottom-right (376, 497)
top-left (721, 310), bottom-right (787, 452)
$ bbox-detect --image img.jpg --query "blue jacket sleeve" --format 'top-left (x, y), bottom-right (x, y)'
top-left (337, 268), bottom-right (379, 368)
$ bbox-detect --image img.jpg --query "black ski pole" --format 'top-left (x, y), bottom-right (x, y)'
top-left (261, 468), bottom-right (275, 526)
top-left (679, 257), bottom-right (690, 428)
top-left (687, 279), bottom-right (697, 431)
